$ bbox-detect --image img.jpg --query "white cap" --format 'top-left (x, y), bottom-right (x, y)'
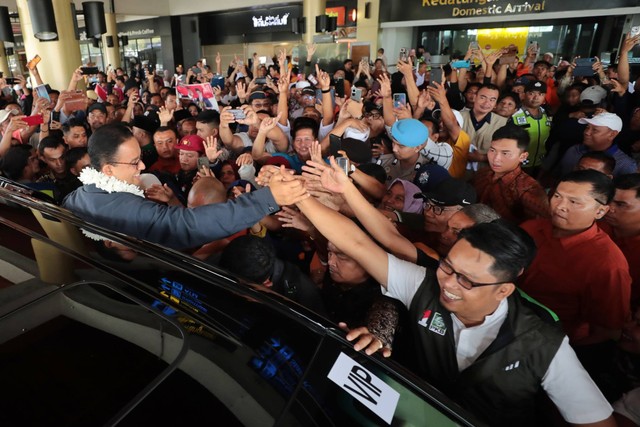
top-left (0, 108), bottom-right (18, 124)
top-left (578, 112), bottom-right (623, 132)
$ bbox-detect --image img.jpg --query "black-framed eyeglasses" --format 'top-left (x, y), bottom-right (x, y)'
top-left (110, 159), bottom-right (142, 167)
top-left (423, 201), bottom-right (461, 216)
top-left (438, 258), bottom-right (512, 291)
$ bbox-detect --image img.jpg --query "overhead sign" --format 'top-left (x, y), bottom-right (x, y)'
top-left (251, 13), bottom-right (291, 28)
top-left (381, 0), bottom-right (640, 22)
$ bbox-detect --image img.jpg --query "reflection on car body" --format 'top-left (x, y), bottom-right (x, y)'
top-left (0, 176), bottom-right (484, 426)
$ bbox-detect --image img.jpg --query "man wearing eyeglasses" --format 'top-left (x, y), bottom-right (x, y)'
top-left (294, 159), bottom-right (615, 426)
top-left (519, 170), bottom-right (631, 383)
top-left (64, 124), bottom-right (309, 250)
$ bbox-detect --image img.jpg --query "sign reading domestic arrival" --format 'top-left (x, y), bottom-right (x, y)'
top-left (381, 0), bottom-right (639, 22)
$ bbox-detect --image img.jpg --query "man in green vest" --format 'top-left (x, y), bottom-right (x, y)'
top-left (512, 80), bottom-right (551, 176)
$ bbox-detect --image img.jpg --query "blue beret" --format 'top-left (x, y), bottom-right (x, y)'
top-left (390, 119), bottom-right (429, 148)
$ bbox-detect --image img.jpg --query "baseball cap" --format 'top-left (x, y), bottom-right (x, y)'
top-left (513, 76), bottom-right (530, 87)
top-left (249, 90), bottom-right (268, 101)
top-left (525, 80), bottom-right (547, 93)
top-left (87, 103), bottom-right (107, 115)
top-left (131, 113), bottom-right (160, 135)
top-left (414, 177), bottom-right (477, 206)
top-left (176, 134), bottom-right (205, 153)
top-left (578, 112), bottom-right (623, 132)
top-left (296, 80), bottom-right (311, 89)
top-left (343, 126), bottom-right (370, 142)
top-left (390, 119), bottom-right (428, 148)
top-left (301, 87), bottom-right (316, 97)
top-left (412, 162), bottom-right (451, 194)
top-left (579, 85), bottom-right (607, 106)
top-left (0, 108), bottom-right (18, 124)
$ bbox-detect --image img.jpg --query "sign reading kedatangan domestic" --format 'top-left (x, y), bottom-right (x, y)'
top-left (381, 0), bottom-right (639, 22)
top-left (423, 0), bottom-right (545, 17)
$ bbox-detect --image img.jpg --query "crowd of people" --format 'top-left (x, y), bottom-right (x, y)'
top-left (1, 33), bottom-right (640, 426)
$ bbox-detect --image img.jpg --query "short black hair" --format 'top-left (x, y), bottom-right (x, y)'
top-left (459, 220), bottom-right (537, 282)
top-left (37, 136), bottom-right (67, 156)
top-left (153, 126), bottom-right (177, 138)
top-left (464, 82), bottom-right (482, 93)
top-left (292, 116), bottom-right (319, 140)
top-left (498, 92), bottom-right (521, 109)
top-left (559, 169), bottom-right (615, 204)
top-left (87, 123), bottom-right (134, 170)
top-left (65, 147), bottom-right (88, 171)
top-left (579, 151), bottom-right (616, 176)
top-left (0, 145), bottom-right (32, 180)
top-left (219, 235), bottom-right (275, 283)
top-left (533, 60), bottom-right (551, 70)
top-left (492, 124), bottom-right (530, 152)
top-left (62, 118), bottom-right (87, 135)
top-left (613, 173), bottom-right (640, 198)
top-left (479, 83), bottom-right (500, 93)
top-left (196, 109), bottom-right (220, 127)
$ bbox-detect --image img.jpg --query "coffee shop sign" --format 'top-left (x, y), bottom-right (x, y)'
top-left (252, 13), bottom-right (290, 28)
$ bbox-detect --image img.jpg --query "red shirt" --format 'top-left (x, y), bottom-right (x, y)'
top-left (600, 222), bottom-right (640, 306)
top-left (149, 157), bottom-right (181, 175)
top-left (472, 166), bottom-right (550, 224)
top-left (519, 219), bottom-right (631, 343)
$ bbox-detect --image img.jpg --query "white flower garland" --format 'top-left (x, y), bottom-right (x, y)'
top-left (78, 167), bottom-right (144, 241)
top-left (79, 167), bottom-right (144, 197)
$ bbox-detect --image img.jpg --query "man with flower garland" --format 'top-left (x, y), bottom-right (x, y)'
top-left (63, 124), bottom-right (308, 249)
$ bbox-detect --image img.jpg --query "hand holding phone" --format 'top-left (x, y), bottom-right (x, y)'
top-left (229, 109), bottom-right (246, 121)
top-left (351, 87), bottom-right (363, 103)
top-left (81, 66), bottom-right (99, 75)
top-left (197, 157), bottom-right (210, 169)
top-left (23, 115), bottom-right (44, 126)
top-left (27, 55), bottom-right (41, 70)
top-left (393, 93), bottom-right (407, 109)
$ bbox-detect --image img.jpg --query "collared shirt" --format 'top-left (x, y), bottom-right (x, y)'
top-left (600, 222), bottom-right (640, 305)
top-left (469, 110), bottom-right (492, 131)
top-left (520, 219), bottom-right (631, 342)
top-left (560, 143), bottom-right (638, 177)
top-left (473, 166), bottom-right (550, 223)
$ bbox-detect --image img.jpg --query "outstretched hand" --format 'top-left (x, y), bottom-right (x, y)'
top-left (339, 322), bottom-right (392, 357)
top-left (268, 165), bottom-right (309, 206)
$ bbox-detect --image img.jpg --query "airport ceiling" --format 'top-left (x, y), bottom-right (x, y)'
top-left (0, 0), bottom-right (299, 25)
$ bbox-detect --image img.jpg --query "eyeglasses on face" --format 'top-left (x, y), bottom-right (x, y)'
top-left (438, 258), bottom-right (511, 291)
top-left (423, 201), bottom-right (461, 216)
top-left (110, 158), bottom-right (142, 167)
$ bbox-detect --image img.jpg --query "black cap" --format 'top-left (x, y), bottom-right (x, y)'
top-left (525, 80), bottom-right (547, 93)
top-left (87, 103), bottom-right (107, 115)
top-left (414, 178), bottom-right (476, 206)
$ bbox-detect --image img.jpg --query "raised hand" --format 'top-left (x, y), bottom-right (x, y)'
top-left (204, 136), bottom-right (223, 162)
top-left (158, 106), bottom-right (174, 124)
top-left (426, 82), bottom-right (446, 104)
top-left (235, 152), bottom-right (254, 167)
top-left (377, 73), bottom-right (392, 98)
top-left (276, 206), bottom-right (312, 231)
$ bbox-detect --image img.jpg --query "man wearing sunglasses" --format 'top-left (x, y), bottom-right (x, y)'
top-left (295, 158), bottom-right (615, 427)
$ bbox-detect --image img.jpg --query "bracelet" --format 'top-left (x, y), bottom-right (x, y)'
top-left (321, 88), bottom-right (331, 93)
